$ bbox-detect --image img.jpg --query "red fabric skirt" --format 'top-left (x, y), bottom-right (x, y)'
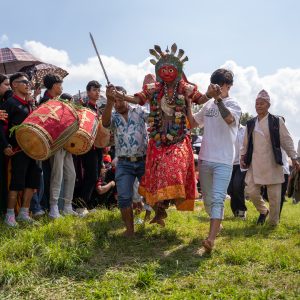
top-left (139, 136), bottom-right (197, 211)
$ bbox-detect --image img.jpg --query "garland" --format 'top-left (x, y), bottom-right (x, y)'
top-left (148, 91), bottom-right (187, 147)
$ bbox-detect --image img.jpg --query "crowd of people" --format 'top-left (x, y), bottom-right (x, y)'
top-left (0, 43), bottom-right (300, 253)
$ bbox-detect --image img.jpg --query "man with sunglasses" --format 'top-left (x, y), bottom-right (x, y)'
top-left (0, 72), bottom-right (41, 227)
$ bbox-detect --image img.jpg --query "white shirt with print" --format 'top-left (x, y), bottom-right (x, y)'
top-left (193, 97), bottom-right (241, 165)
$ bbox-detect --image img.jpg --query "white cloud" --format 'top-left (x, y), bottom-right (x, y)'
top-left (17, 40), bottom-right (300, 145)
top-left (22, 40), bottom-right (71, 68)
top-left (189, 60), bottom-right (300, 145)
top-left (0, 34), bottom-right (9, 45)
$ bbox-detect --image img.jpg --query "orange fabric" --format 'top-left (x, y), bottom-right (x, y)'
top-left (139, 136), bottom-right (197, 211)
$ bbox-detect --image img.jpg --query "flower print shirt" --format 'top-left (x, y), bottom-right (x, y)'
top-left (111, 105), bottom-right (148, 157)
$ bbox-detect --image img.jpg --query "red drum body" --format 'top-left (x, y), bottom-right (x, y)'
top-left (64, 107), bottom-right (99, 155)
top-left (15, 100), bottom-right (79, 160)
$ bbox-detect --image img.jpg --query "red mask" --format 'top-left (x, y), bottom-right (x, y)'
top-left (158, 65), bottom-right (178, 83)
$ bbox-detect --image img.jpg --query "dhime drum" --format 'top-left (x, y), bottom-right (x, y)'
top-left (64, 107), bottom-right (99, 155)
top-left (15, 99), bottom-right (79, 160)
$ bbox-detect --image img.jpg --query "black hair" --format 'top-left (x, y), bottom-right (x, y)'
top-left (115, 86), bottom-right (127, 94)
top-left (86, 80), bottom-right (101, 92)
top-left (60, 93), bottom-right (73, 101)
top-left (3, 89), bottom-right (13, 101)
top-left (0, 74), bottom-right (8, 85)
top-left (43, 74), bottom-right (63, 90)
top-left (9, 72), bottom-right (29, 86)
top-left (210, 68), bottom-right (234, 86)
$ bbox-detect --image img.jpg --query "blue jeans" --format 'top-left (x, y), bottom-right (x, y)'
top-left (199, 160), bottom-right (233, 219)
top-left (115, 160), bottom-right (145, 209)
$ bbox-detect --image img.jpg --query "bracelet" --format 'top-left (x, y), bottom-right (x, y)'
top-left (205, 92), bottom-right (212, 100)
top-left (214, 98), bottom-right (223, 104)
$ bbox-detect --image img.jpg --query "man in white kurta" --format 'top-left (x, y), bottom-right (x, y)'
top-left (240, 90), bottom-right (299, 225)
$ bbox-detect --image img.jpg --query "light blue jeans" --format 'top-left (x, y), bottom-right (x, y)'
top-left (199, 160), bottom-right (233, 219)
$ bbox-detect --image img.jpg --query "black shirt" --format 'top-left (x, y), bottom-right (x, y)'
top-left (39, 90), bottom-right (53, 105)
top-left (86, 101), bottom-right (97, 113)
top-left (0, 95), bottom-right (32, 148)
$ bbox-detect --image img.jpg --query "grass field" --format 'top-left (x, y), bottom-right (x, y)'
top-left (0, 200), bottom-right (299, 300)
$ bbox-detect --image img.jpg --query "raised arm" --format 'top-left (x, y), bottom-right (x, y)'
top-left (102, 87), bottom-right (115, 127)
top-left (214, 97), bottom-right (236, 125)
top-left (109, 86), bottom-right (141, 105)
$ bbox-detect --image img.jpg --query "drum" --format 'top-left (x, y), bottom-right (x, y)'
top-left (15, 99), bottom-right (79, 160)
top-left (94, 119), bottom-right (113, 148)
top-left (64, 107), bottom-right (99, 155)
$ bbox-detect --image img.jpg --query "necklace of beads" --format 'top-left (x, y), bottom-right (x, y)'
top-left (164, 81), bottom-right (179, 106)
top-left (148, 88), bottom-right (188, 147)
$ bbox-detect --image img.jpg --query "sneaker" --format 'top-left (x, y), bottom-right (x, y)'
top-left (257, 210), bottom-right (269, 225)
top-left (4, 214), bottom-right (18, 227)
top-left (49, 205), bottom-right (61, 219)
top-left (134, 217), bottom-right (144, 225)
top-left (75, 207), bottom-right (89, 217)
top-left (16, 212), bottom-right (35, 223)
top-left (237, 210), bottom-right (247, 220)
top-left (32, 210), bottom-right (45, 217)
top-left (63, 206), bottom-right (79, 216)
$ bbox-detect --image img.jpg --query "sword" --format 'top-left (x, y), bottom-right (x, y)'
top-left (89, 32), bottom-right (111, 85)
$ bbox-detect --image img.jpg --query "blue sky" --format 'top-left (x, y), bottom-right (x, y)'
top-left (1, 0), bottom-right (300, 142)
top-left (1, 0), bottom-right (300, 76)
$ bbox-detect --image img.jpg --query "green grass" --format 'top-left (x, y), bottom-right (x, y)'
top-left (0, 200), bottom-right (299, 299)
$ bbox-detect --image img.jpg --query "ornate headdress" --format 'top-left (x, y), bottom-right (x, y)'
top-left (149, 43), bottom-right (188, 82)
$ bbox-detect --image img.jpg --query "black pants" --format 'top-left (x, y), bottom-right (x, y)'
top-left (280, 174), bottom-right (289, 215)
top-left (227, 164), bottom-right (247, 215)
top-left (41, 159), bottom-right (51, 210)
top-left (10, 151), bottom-right (41, 191)
top-left (0, 152), bottom-right (7, 213)
top-left (79, 147), bottom-right (102, 208)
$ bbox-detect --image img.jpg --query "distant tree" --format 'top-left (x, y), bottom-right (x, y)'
top-left (191, 104), bottom-right (203, 136)
top-left (240, 112), bottom-right (253, 126)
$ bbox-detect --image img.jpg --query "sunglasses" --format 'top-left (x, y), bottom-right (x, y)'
top-left (15, 80), bottom-right (31, 85)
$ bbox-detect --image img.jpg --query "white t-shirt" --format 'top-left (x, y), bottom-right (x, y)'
top-left (193, 97), bottom-right (241, 165)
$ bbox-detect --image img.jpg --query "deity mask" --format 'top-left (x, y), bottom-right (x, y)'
top-left (149, 43), bottom-right (188, 83)
top-left (157, 65), bottom-right (178, 83)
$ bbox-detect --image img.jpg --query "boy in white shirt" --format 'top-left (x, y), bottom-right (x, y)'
top-left (187, 69), bottom-right (241, 253)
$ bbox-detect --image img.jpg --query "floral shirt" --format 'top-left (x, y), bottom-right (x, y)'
top-left (111, 105), bottom-right (148, 157)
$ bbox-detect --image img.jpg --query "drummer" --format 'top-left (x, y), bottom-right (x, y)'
top-left (39, 74), bottom-right (63, 104)
top-left (0, 72), bottom-right (41, 227)
top-left (48, 91), bottom-right (78, 218)
top-left (76, 80), bottom-right (103, 211)
top-left (39, 74), bottom-right (64, 211)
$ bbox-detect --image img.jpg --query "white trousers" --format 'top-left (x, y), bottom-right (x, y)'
top-left (50, 149), bottom-right (76, 206)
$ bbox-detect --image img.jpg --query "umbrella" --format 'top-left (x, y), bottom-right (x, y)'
top-left (19, 63), bottom-right (69, 88)
top-left (0, 47), bottom-right (41, 74)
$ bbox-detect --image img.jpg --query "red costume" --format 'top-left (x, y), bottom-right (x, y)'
top-left (135, 43), bottom-right (204, 211)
